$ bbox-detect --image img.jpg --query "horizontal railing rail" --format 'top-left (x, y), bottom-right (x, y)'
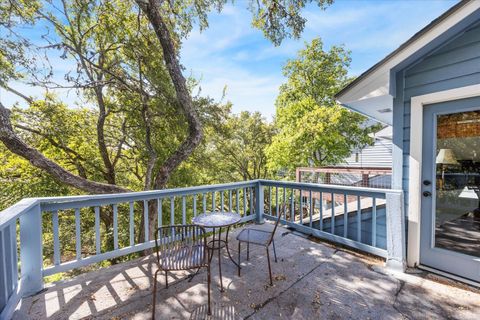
top-left (0, 179), bottom-right (405, 320)
top-left (259, 180), bottom-right (391, 198)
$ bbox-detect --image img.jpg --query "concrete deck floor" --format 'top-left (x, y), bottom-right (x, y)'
top-left (15, 222), bottom-right (480, 320)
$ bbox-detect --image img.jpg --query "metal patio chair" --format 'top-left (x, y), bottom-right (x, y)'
top-left (152, 225), bottom-right (211, 319)
top-left (236, 205), bottom-right (285, 285)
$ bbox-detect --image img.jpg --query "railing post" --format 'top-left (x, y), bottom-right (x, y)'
top-left (385, 192), bottom-right (406, 271)
top-left (19, 203), bottom-right (44, 296)
top-left (255, 181), bottom-right (264, 224)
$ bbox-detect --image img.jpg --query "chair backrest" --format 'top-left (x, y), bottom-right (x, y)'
top-left (268, 203), bottom-right (287, 245)
top-left (154, 224), bottom-right (208, 266)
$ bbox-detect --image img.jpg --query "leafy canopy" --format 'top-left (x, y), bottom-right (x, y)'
top-left (206, 110), bottom-right (274, 182)
top-left (267, 38), bottom-right (378, 175)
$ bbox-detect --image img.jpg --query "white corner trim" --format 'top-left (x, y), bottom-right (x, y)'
top-left (407, 84), bottom-right (480, 267)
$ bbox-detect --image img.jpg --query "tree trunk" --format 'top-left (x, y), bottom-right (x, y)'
top-left (136, 0), bottom-right (204, 241)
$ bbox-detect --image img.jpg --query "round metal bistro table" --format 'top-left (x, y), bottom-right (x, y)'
top-left (192, 211), bottom-right (241, 292)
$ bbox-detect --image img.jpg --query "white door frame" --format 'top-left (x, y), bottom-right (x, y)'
top-left (407, 84), bottom-right (480, 267)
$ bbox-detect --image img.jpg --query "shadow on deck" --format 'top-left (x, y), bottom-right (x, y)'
top-left (15, 223), bottom-right (480, 320)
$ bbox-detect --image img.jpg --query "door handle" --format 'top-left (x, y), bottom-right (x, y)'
top-left (423, 191), bottom-right (432, 197)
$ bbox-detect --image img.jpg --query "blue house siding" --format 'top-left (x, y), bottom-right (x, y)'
top-left (393, 23), bottom-right (480, 216)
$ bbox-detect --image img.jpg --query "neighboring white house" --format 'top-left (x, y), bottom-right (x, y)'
top-left (342, 126), bottom-right (392, 169)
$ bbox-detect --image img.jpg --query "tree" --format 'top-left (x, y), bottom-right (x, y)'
top-left (266, 38), bottom-right (378, 176)
top-left (206, 111), bottom-right (274, 182)
top-left (0, 0), bottom-right (336, 241)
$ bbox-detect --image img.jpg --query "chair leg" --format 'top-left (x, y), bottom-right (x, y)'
top-left (165, 270), bottom-right (168, 289)
top-left (238, 241), bottom-right (241, 277)
top-left (272, 239), bottom-right (278, 263)
top-left (207, 264), bottom-right (211, 316)
top-left (152, 269), bottom-right (161, 320)
top-left (247, 242), bottom-right (250, 261)
top-left (266, 247), bottom-right (273, 286)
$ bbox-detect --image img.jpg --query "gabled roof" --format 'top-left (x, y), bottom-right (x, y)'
top-left (335, 0), bottom-right (480, 125)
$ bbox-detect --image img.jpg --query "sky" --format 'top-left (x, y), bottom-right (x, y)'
top-left (1, 0), bottom-right (458, 119)
top-left (180, 0), bottom-right (457, 119)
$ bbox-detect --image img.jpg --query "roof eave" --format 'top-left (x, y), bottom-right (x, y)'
top-left (335, 0), bottom-right (472, 100)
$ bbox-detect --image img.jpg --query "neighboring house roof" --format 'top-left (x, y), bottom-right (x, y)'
top-left (335, 0), bottom-right (480, 125)
top-left (341, 126), bottom-right (392, 168)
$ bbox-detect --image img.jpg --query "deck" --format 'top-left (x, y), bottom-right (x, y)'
top-left (15, 223), bottom-right (480, 320)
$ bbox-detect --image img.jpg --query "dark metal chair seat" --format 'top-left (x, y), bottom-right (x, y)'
top-left (236, 228), bottom-right (272, 246)
top-left (158, 244), bottom-right (207, 270)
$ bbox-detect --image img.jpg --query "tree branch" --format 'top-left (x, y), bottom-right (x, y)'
top-left (0, 102), bottom-right (128, 194)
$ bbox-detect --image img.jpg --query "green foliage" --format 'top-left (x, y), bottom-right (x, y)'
top-left (267, 38), bottom-right (377, 176)
top-left (249, 0), bottom-right (334, 46)
top-left (277, 38), bottom-right (351, 107)
top-left (203, 110), bottom-right (275, 182)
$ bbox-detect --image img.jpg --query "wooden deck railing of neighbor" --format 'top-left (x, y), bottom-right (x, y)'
top-left (296, 167), bottom-right (392, 189)
top-left (0, 180), bottom-right (404, 320)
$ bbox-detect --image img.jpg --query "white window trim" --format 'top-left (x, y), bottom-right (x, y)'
top-left (408, 84), bottom-right (480, 267)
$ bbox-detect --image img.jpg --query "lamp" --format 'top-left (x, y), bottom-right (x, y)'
top-left (459, 186), bottom-right (480, 214)
top-left (436, 149), bottom-right (459, 190)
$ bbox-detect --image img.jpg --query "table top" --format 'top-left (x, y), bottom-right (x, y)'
top-left (192, 211), bottom-right (241, 228)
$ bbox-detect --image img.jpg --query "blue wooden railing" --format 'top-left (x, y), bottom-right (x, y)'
top-left (0, 180), bottom-right (404, 319)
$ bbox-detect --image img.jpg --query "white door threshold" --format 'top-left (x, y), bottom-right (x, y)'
top-left (418, 264), bottom-right (480, 288)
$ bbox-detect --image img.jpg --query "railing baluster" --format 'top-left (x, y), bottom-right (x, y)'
top-left (75, 208), bottom-right (82, 259)
top-left (331, 193), bottom-right (335, 234)
top-left (290, 188), bottom-right (294, 222)
top-left (357, 196), bottom-right (362, 242)
top-left (276, 187), bottom-right (279, 217)
top-left (0, 229), bottom-right (7, 307)
top-left (309, 190), bottom-right (313, 228)
top-left (3, 226), bottom-right (13, 295)
top-left (53, 210), bottom-right (61, 265)
top-left (144, 200), bottom-right (149, 243)
top-left (11, 222), bottom-right (18, 288)
top-left (170, 197), bottom-right (175, 225)
top-left (236, 189), bottom-right (240, 214)
top-left (300, 190), bottom-right (303, 224)
top-left (203, 193), bottom-right (206, 213)
top-left (343, 194), bottom-right (348, 238)
top-left (212, 191), bottom-right (216, 211)
top-left (283, 187), bottom-right (286, 220)
top-left (228, 190), bottom-right (232, 212)
top-left (372, 197), bottom-right (377, 247)
top-left (158, 198), bottom-right (163, 229)
top-left (193, 195), bottom-right (197, 217)
top-left (268, 186), bottom-right (272, 215)
top-left (95, 207), bottom-right (100, 254)
top-left (113, 204), bottom-right (119, 250)
top-left (250, 187), bottom-right (254, 215)
top-left (129, 202), bottom-right (134, 247)
top-left (243, 188), bottom-right (247, 216)
top-left (182, 196), bottom-right (186, 224)
top-left (220, 191), bottom-right (224, 212)
top-left (319, 192), bottom-right (323, 231)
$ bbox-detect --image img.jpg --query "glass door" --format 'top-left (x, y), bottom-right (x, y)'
top-left (420, 96), bottom-right (480, 283)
